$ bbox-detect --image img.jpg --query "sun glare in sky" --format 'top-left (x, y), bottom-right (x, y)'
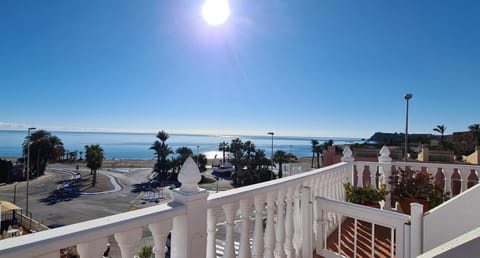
top-left (202, 0), bottom-right (231, 25)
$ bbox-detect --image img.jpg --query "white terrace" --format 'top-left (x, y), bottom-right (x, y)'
top-left (1, 146), bottom-right (480, 258)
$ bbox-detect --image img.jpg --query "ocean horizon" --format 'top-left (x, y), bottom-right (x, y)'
top-left (0, 130), bottom-right (365, 160)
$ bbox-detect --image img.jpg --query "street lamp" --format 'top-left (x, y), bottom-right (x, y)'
top-left (26, 127), bottom-right (36, 216)
top-left (267, 132), bottom-right (274, 179)
top-left (196, 145), bottom-right (200, 166)
top-left (404, 94), bottom-right (412, 162)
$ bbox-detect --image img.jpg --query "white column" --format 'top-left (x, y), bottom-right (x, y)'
top-left (358, 165), bottom-right (365, 188)
top-left (301, 186), bottom-right (313, 258)
top-left (410, 203), bottom-right (424, 257)
top-left (284, 186), bottom-right (295, 258)
top-left (252, 195), bottom-right (265, 258)
top-left (264, 191), bottom-right (276, 258)
top-left (114, 228), bottom-right (143, 258)
top-left (459, 168), bottom-right (469, 193)
top-left (206, 208), bottom-right (219, 258)
top-left (444, 167), bottom-right (454, 195)
top-left (223, 203), bottom-right (237, 258)
top-left (170, 157), bottom-right (209, 258)
top-left (378, 146), bottom-right (392, 209)
top-left (148, 220), bottom-right (173, 258)
top-left (315, 197), bottom-right (326, 256)
top-left (292, 186), bottom-right (302, 257)
top-left (274, 189), bottom-right (286, 258)
top-left (239, 199), bottom-right (253, 258)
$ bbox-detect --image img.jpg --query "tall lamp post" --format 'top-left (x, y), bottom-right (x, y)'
top-left (26, 127), bottom-right (36, 217)
top-left (404, 94), bottom-right (412, 162)
top-left (267, 132), bottom-right (274, 179)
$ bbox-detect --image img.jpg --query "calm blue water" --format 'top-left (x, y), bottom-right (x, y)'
top-left (0, 130), bottom-right (363, 159)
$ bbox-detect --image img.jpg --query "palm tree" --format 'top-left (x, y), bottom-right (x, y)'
top-left (253, 149), bottom-right (269, 170)
top-left (310, 139), bottom-right (319, 168)
top-left (23, 130), bottom-right (64, 177)
top-left (176, 147), bottom-right (193, 166)
top-left (229, 138), bottom-right (245, 171)
top-left (150, 130), bottom-right (173, 178)
top-left (272, 150), bottom-right (297, 178)
top-left (85, 144), bottom-right (104, 187)
top-left (314, 145), bottom-right (322, 168)
top-left (469, 124), bottom-right (480, 146)
top-left (433, 125), bottom-right (447, 146)
top-left (156, 130), bottom-right (169, 144)
top-left (218, 141), bottom-right (230, 163)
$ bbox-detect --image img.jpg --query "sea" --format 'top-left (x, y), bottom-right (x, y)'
top-left (0, 130), bottom-right (364, 160)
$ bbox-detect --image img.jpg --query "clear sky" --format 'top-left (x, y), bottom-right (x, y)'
top-left (1, 0), bottom-right (479, 138)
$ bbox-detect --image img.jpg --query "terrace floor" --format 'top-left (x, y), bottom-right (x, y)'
top-left (315, 217), bottom-right (394, 258)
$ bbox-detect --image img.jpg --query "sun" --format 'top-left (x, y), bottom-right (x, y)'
top-left (202, 0), bottom-right (231, 25)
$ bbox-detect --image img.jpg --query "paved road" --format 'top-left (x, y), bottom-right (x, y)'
top-left (0, 163), bottom-right (153, 226)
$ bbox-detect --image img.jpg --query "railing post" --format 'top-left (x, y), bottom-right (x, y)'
top-left (170, 157), bottom-right (209, 258)
top-left (341, 146), bottom-right (355, 185)
top-left (410, 203), bottom-right (424, 257)
top-left (301, 186), bottom-right (313, 258)
top-left (378, 145), bottom-right (393, 209)
top-left (315, 197), bottom-right (326, 257)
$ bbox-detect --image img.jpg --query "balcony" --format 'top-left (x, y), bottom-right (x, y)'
top-left (0, 146), bottom-right (479, 258)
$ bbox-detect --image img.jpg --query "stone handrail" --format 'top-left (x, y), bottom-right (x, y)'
top-left (0, 203), bottom-right (185, 258)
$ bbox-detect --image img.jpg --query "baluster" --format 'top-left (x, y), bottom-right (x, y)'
top-left (252, 195), bottom-right (265, 258)
top-left (207, 208), bottom-right (219, 258)
top-left (77, 237), bottom-right (108, 258)
top-left (358, 165), bottom-right (364, 187)
top-left (274, 189), bottom-right (287, 258)
top-left (325, 173), bottom-right (332, 199)
top-left (114, 228), bottom-right (143, 258)
top-left (264, 191), bottom-right (276, 258)
top-left (223, 203), bottom-right (238, 258)
top-left (148, 220), bottom-right (172, 258)
top-left (239, 199), bottom-right (253, 258)
top-left (459, 168), bottom-right (469, 193)
top-left (334, 170), bottom-right (343, 200)
top-left (301, 186), bottom-right (313, 258)
top-left (370, 165), bottom-right (377, 187)
top-left (284, 186), bottom-right (295, 258)
top-left (292, 186), bottom-right (302, 257)
top-left (444, 167), bottom-right (454, 195)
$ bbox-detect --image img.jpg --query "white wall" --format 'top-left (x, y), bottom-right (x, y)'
top-left (423, 183), bottom-right (480, 251)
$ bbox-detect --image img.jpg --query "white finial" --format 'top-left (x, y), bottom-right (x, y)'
top-left (378, 145), bottom-right (392, 163)
top-left (341, 146), bottom-right (354, 162)
top-left (178, 157), bottom-right (201, 192)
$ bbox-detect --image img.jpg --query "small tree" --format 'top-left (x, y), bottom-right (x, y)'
top-left (85, 144), bottom-right (104, 187)
top-left (272, 150), bottom-right (296, 178)
top-left (433, 124), bottom-right (447, 146)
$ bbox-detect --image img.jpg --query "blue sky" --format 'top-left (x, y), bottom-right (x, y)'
top-left (1, 0), bottom-right (479, 138)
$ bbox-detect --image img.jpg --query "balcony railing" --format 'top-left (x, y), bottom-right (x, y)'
top-left (0, 146), bottom-right (479, 258)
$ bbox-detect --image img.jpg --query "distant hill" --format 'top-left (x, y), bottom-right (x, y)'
top-left (368, 132), bottom-right (441, 145)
